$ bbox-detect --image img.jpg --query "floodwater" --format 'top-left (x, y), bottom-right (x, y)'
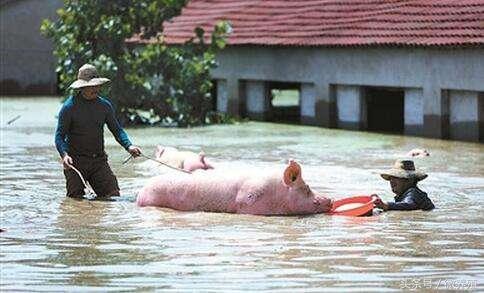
top-left (1, 97), bottom-right (483, 291)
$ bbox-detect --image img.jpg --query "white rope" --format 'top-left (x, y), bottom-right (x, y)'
top-left (123, 153), bottom-right (192, 174)
top-left (67, 163), bottom-right (96, 197)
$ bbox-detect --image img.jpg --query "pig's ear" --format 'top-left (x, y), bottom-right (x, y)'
top-left (155, 146), bottom-right (165, 158)
top-left (198, 151), bottom-right (206, 162)
top-left (283, 160), bottom-right (301, 186)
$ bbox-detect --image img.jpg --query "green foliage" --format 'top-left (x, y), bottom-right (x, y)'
top-left (41, 0), bottom-right (229, 126)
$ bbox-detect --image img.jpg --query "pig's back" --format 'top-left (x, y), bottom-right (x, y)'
top-left (137, 172), bottom-right (246, 212)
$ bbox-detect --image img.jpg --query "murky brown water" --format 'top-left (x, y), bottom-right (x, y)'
top-left (1, 97), bottom-right (483, 291)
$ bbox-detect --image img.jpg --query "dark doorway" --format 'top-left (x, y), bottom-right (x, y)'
top-left (365, 87), bottom-right (404, 133)
top-left (268, 82), bottom-right (301, 124)
top-left (210, 79), bottom-right (218, 111)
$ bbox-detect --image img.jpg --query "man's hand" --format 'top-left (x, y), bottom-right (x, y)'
top-left (62, 154), bottom-right (74, 170)
top-left (128, 145), bottom-right (142, 157)
top-left (371, 194), bottom-right (389, 210)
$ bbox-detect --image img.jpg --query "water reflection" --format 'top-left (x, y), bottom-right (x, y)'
top-left (54, 199), bottom-right (111, 287)
top-left (0, 97), bottom-right (483, 291)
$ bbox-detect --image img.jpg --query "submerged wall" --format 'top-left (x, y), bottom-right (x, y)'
top-left (211, 46), bottom-right (484, 142)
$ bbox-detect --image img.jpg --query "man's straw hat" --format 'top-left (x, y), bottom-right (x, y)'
top-left (380, 159), bottom-right (427, 181)
top-left (69, 64), bottom-right (110, 89)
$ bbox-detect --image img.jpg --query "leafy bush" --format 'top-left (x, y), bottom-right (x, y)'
top-left (41, 0), bottom-right (229, 126)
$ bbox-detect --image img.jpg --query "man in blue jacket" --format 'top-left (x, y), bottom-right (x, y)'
top-left (55, 63), bottom-right (141, 198)
top-left (373, 159), bottom-right (435, 211)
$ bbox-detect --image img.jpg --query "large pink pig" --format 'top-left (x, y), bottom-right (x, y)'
top-left (137, 160), bottom-right (332, 215)
top-left (155, 146), bottom-right (214, 172)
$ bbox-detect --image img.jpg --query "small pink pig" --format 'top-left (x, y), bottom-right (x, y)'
top-left (406, 148), bottom-right (430, 158)
top-left (137, 160), bottom-right (332, 216)
top-left (155, 146), bottom-right (214, 172)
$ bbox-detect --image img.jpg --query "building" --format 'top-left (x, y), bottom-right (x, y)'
top-left (157, 0), bottom-right (484, 142)
top-left (0, 0), bottom-right (62, 95)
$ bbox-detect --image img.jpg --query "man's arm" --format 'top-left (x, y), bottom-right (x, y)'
top-left (104, 99), bottom-right (142, 157)
top-left (387, 196), bottom-right (418, 211)
top-left (55, 103), bottom-right (71, 158)
top-left (55, 103), bottom-right (75, 169)
top-left (104, 99), bottom-right (133, 150)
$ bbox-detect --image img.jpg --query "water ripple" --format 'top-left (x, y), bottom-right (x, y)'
top-left (1, 97), bottom-right (483, 291)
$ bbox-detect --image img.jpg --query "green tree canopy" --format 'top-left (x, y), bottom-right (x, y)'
top-left (41, 0), bottom-right (229, 126)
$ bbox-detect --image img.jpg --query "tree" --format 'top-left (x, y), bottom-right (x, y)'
top-left (41, 0), bottom-right (229, 126)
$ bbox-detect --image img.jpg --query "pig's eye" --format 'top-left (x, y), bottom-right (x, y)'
top-left (303, 184), bottom-right (311, 196)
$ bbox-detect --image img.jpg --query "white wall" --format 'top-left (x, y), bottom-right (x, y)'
top-left (246, 80), bottom-right (268, 113)
top-left (216, 79), bottom-right (228, 112)
top-left (449, 90), bottom-right (480, 141)
top-left (337, 85), bottom-right (364, 128)
top-left (404, 88), bottom-right (424, 135)
top-left (449, 91), bottom-right (479, 123)
top-left (300, 83), bottom-right (316, 118)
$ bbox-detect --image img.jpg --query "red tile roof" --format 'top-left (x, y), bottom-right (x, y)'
top-left (134, 0), bottom-right (484, 47)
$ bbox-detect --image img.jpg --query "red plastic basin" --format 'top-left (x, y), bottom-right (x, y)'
top-left (329, 195), bottom-right (375, 217)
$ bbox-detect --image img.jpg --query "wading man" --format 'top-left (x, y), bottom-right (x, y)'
top-left (373, 159), bottom-right (435, 211)
top-left (55, 64), bottom-right (141, 198)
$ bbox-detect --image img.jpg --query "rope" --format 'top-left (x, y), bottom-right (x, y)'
top-left (123, 153), bottom-right (192, 174)
top-left (66, 163), bottom-right (96, 197)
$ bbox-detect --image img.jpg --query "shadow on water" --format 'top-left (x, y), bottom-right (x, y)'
top-left (1, 97), bottom-right (483, 291)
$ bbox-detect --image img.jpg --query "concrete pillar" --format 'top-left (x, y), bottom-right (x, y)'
top-left (225, 78), bottom-right (244, 117)
top-left (480, 92), bottom-right (484, 143)
top-left (314, 84), bottom-right (337, 128)
top-left (216, 79), bottom-right (228, 112)
top-left (300, 83), bottom-right (316, 125)
top-left (404, 88), bottom-right (424, 136)
top-left (301, 82), bottom-right (338, 127)
top-left (246, 80), bottom-right (270, 120)
top-left (449, 90), bottom-right (481, 142)
top-left (336, 85), bottom-right (366, 130)
top-left (423, 87), bottom-right (449, 139)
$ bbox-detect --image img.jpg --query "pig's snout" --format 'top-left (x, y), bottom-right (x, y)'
top-left (313, 196), bottom-right (332, 212)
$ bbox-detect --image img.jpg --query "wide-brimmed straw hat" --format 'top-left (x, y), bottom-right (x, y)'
top-left (69, 64), bottom-right (110, 89)
top-left (380, 159), bottom-right (427, 181)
